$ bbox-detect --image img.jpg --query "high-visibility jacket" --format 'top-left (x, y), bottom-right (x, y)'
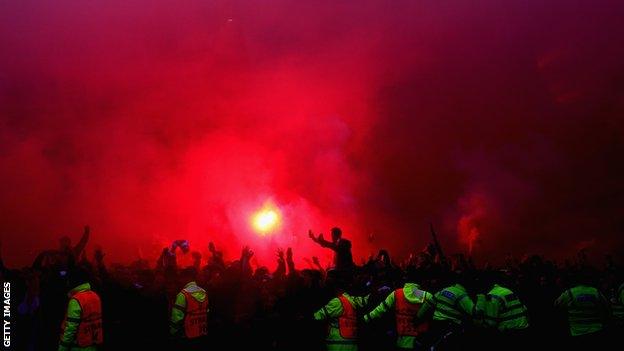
top-left (396, 287), bottom-right (429, 336)
top-left (314, 293), bottom-right (369, 351)
top-left (431, 284), bottom-right (474, 325)
top-left (337, 295), bottom-right (357, 339)
top-left (610, 283), bottom-right (624, 323)
top-left (58, 283), bottom-right (103, 351)
top-left (555, 285), bottom-right (609, 336)
top-left (485, 285), bottom-right (529, 331)
top-left (170, 282), bottom-right (209, 338)
top-left (364, 283), bottom-right (433, 349)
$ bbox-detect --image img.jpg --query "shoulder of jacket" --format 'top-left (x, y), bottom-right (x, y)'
top-left (183, 285), bottom-right (206, 294)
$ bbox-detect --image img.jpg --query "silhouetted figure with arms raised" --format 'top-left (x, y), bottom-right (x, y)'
top-left (309, 227), bottom-right (354, 271)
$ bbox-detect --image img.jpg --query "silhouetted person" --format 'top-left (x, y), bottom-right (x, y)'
top-left (309, 227), bottom-right (354, 271)
top-left (32, 226), bottom-right (90, 271)
top-left (60, 226), bottom-right (90, 260)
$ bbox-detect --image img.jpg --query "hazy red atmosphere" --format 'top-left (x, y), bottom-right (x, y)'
top-left (1, 0), bottom-right (623, 267)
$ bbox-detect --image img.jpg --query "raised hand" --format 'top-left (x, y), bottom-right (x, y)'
top-left (172, 240), bottom-right (190, 254)
top-left (285, 247), bottom-right (295, 272)
top-left (242, 246), bottom-right (254, 258)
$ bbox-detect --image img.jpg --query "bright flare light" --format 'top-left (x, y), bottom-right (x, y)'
top-left (251, 204), bottom-right (281, 235)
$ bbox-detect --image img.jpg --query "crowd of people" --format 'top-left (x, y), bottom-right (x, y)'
top-left (1, 225), bottom-right (623, 350)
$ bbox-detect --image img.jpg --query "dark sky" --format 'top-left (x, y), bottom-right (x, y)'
top-left (1, 0), bottom-right (623, 266)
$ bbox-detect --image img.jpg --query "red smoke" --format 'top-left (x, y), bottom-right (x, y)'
top-left (1, 1), bottom-right (624, 267)
top-left (457, 193), bottom-right (488, 255)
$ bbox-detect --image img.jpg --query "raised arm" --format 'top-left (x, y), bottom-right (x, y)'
top-left (274, 248), bottom-right (286, 277)
top-left (311, 256), bottom-right (326, 277)
top-left (72, 225), bottom-right (90, 258)
top-left (93, 246), bottom-right (108, 278)
top-left (308, 230), bottom-right (335, 250)
top-left (240, 246), bottom-right (254, 275)
top-left (286, 247), bottom-right (296, 275)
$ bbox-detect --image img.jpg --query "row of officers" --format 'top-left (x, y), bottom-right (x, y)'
top-left (56, 267), bottom-right (623, 351)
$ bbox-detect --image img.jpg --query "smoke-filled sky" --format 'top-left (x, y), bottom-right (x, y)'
top-left (1, 0), bottom-right (623, 267)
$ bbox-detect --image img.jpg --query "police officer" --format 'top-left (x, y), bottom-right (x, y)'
top-left (363, 268), bottom-right (434, 350)
top-left (476, 271), bottom-right (529, 351)
top-left (58, 266), bottom-right (103, 351)
top-left (554, 269), bottom-right (610, 350)
top-left (418, 271), bottom-right (476, 350)
top-left (313, 270), bottom-right (369, 351)
top-left (170, 267), bottom-right (209, 348)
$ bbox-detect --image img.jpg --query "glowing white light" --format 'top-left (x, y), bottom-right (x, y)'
top-left (251, 205), bottom-right (281, 235)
